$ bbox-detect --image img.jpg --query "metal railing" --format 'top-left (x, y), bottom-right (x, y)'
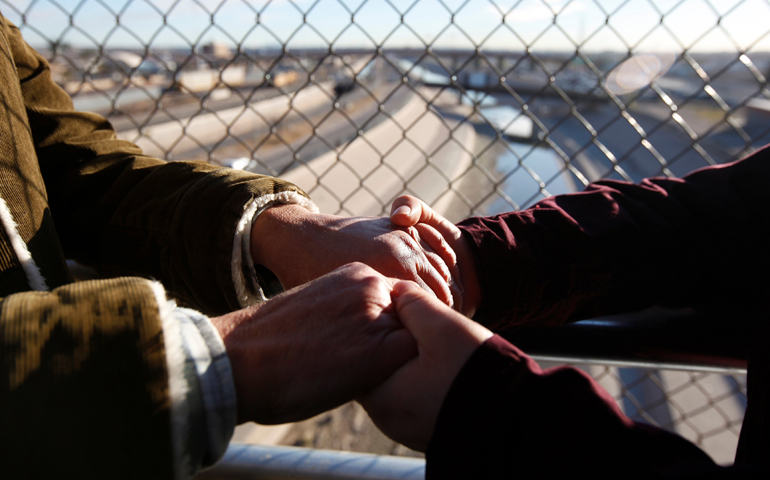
top-left (193, 306), bottom-right (749, 479)
top-left (195, 443), bottom-right (425, 480)
top-left (6, 0), bottom-right (765, 468)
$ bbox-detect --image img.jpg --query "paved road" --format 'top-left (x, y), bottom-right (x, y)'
top-left (116, 81), bottom-right (342, 159)
top-left (244, 81), bottom-right (412, 176)
top-left (281, 88), bottom-right (476, 216)
top-left (83, 83), bottom-right (297, 132)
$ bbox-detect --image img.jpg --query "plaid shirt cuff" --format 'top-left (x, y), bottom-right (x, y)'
top-left (175, 307), bottom-right (238, 473)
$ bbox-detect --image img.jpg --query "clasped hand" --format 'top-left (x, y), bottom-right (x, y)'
top-left (217, 197), bottom-right (486, 451)
top-left (249, 204), bottom-right (462, 307)
top-left (211, 262), bottom-right (491, 454)
top-left (211, 262), bottom-right (417, 425)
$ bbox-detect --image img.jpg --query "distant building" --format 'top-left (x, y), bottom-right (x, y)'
top-left (176, 65), bottom-right (246, 92)
top-left (201, 42), bottom-right (232, 60)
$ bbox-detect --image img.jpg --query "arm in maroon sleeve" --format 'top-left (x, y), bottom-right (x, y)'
top-left (427, 335), bottom-right (764, 478)
top-left (458, 147), bottom-right (770, 329)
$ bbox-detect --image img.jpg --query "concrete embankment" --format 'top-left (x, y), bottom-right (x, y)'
top-left (281, 88), bottom-right (476, 218)
top-left (117, 82), bottom-right (336, 159)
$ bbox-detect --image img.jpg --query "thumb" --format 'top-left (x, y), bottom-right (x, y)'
top-left (392, 280), bottom-right (493, 355)
top-left (390, 195), bottom-right (423, 227)
top-left (390, 196), bottom-right (463, 242)
top-left (390, 280), bottom-right (449, 340)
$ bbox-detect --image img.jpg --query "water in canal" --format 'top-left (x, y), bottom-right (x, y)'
top-left (485, 140), bottom-right (580, 216)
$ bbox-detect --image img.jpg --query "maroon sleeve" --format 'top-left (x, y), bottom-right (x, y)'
top-left (458, 147), bottom-right (770, 329)
top-left (426, 335), bottom-right (763, 478)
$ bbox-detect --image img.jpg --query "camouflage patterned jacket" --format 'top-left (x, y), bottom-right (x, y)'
top-left (0, 13), bottom-right (312, 479)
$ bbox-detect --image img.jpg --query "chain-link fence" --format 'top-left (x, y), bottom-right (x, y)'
top-left (6, 0), bottom-right (767, 465)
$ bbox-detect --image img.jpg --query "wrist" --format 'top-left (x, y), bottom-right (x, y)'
top-left (250, 203), bottom-right (315, 275)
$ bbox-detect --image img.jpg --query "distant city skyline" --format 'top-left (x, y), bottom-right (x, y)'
top-left (5, 0), bottom-right (770, 53)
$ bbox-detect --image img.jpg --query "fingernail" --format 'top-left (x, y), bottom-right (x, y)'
top-left (393, 205), bottom-right (411, 217)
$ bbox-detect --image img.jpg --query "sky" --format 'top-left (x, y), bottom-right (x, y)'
top-left (4, 0), bottom-right (770, 53)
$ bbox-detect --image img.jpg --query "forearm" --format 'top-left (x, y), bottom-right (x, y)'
top-left (4, 17), bottom-right (313, 315)
top-left (50, 154), bottom-right (310, 314)
top-left (459, 148), bottom-right (770, 329)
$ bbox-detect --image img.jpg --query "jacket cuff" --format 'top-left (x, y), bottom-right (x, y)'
top-left (232, 191), bottom-right (318, 307)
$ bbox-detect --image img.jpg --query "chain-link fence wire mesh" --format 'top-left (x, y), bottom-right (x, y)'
top-left (562, 364), bottom-right (747, 465)
top-left (5, 0), bottom-right (766, 464)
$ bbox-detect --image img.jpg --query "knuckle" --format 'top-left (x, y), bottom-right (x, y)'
top-left (351, 271), bottom-right (390, 300)
top-left (343, 261), bottom-right (371, 275)
top-left (392, 235), bottom-right (419, 258)
top-left (359, 274), bottom-right (383, 290)
top-left (408, 226), bottom-right (421, 243)
top-left (336, 262), bottom-right (378, 285)
top-left (391, 228), bottom-right (412, 243)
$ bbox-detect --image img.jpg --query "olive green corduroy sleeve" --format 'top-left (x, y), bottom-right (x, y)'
top-left (0, 277), bottom-right (175, 479)
top-left (5, 20), bottom-right (311, 315)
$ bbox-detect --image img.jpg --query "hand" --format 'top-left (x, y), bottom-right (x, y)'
top-left (210, 263), bottom-right (417, 425)
top-left (250, 204), bottom-right (459, 307)
top-left (390, 196), bottom-right (481, 317)
top-left (358, 281), bottom-right (492, 452)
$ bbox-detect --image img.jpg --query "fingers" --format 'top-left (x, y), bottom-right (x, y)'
top-left (418, 265), bottom-right (453, 308)
top-left (390, 196), bottom-right (462, 242)
top-left (411, 274), bottom-right (441, 304)
top-left (391, 280), bottom-right (492, 352)
top-left (404, 227), bottom-right (454, 308)
top-left (413, 222), bottom-right (456, 268)
top-left (413, 223), bottom-right (463, 312)
top-left (391, 197), bottom-right (480, 317)
top-left (391, 197), bottom-right (464, 308)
